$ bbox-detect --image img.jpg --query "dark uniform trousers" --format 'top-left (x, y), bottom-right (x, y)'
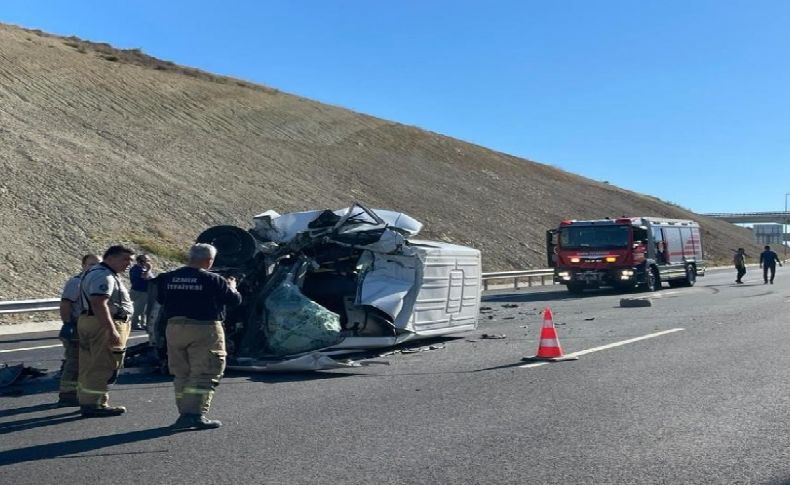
top-left (77, 315), bottom-right (131, 407)
top-left (166, 318), bottom-right (227, 416)
top-left (60, 338), bottom-right (80, 395)
top-left (763, 264), bottom-right (777, 283)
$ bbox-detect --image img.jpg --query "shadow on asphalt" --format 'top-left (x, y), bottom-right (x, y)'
top-left (706, 283), bottom-right (759, 288)
top-left (0, 426), bottom-right (179, 466)
top-left (0, 411), bottom-right (82, 436)
top-left (0, 402), bottom-right (59, 419)
top-left (0, 370), bottom-right (178, 399)
top-left (234, 371), bottom-right (364, 383)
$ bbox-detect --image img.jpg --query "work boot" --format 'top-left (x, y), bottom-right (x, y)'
top-left (194, 415), bottom-right (222, 429)
top-left (81, 405), bottom-right (127, 418)
top-left (171, 414), bottom-right (222, 430)
top-left (56, 392), bottom-right (79, 408)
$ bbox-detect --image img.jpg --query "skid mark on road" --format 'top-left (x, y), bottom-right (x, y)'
top-left (0, 335), bottom-right (147, 354)
top-left (520, 328), bottom-right (685, 368)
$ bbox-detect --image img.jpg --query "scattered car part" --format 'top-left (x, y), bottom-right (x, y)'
top-left (620, 298), bottom-right (653, 308)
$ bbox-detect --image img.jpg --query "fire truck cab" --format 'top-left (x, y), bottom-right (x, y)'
top-left (546, 217), bottom-right (706, 294)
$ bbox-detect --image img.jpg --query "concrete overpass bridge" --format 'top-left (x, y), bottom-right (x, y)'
top-left (702, 212), bottom-right (790, 242)
top-left (702, 212), bottom-right (790, 224)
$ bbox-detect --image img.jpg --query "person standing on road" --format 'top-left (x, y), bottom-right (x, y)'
top-left (56, 253), bottom-right (101, 407)
top-left (759, 245), bottom-right (783, 284)
top-left (129, 254), bottom-right (155, 330)
top-left (734, 248), bottom-right (747, 284)
top-left (77, 245), bottom-right (135, 418)
top-left (157, 243), bottom-right (241, 430)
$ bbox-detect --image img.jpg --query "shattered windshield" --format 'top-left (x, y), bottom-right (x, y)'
top-left (559, 225), bottom-right (630, 249)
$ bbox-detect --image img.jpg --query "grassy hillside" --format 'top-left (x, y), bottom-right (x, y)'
top-left (0, 23), bottom-right (760, 298)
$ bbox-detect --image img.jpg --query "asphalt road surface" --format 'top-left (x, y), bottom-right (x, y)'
top-left (2, 267), bottom-right (790, 484)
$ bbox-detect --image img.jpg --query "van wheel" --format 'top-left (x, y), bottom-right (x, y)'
top-left (644, 268), bottom-right (660, 292)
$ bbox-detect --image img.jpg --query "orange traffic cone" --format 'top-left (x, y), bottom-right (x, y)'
top-left (522, 307), bottom-right (578, 362)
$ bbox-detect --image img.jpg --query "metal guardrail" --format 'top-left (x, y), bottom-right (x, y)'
top-left (0, 298), bottom-right (60, 315)
top-left (481, 269), bottom-right (555, 291)
top-left (0, 270), bottom-right (558, 314)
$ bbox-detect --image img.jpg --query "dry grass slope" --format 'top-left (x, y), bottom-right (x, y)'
top-left (0, 23), bottom-right (762, 299)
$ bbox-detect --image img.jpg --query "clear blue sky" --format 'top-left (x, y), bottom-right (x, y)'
top-left (3, 1), bottom-right (789, 213)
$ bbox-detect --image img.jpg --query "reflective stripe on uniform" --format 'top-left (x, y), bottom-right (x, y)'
top-left (183, 387), bottom-right (212, 395)
top-left (78, 385), bottom-right (108, 395)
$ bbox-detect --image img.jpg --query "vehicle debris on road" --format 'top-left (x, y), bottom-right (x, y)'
top-left (0, 363), bottom-right (47, 394)
top-left (480, 333), bottom-right (507, 339)
top-left (620, 298), bottom-right (653, 308)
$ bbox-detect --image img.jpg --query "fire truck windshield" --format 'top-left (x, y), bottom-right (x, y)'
top-left (559, 225), bottom-right (630, 249)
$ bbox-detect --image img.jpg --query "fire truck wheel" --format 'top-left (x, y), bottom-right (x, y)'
top-left (566, 283), bottom-right (585, 294)
top-left (644, 267), bottom-right (660, 292)
top-left (681, 265), bottom-right (696, 287)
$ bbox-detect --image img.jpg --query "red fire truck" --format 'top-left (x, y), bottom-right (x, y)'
top-left (546, 217), bottom-right (706, 294)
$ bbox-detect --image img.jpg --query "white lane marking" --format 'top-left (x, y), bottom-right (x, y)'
top-left (0, 335), bottom-right (148, 354)
top-left (519, 328), bottom-right (685, 368)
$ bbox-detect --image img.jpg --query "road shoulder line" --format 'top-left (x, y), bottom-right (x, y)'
top-left (520, 327), bottom-right (685, 368)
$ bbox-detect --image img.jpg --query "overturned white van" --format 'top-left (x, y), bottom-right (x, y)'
top-left (155, 203), bottom-right (481, 371)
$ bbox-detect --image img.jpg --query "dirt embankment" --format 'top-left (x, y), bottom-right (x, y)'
top-left (0, 23), bottom-right (761, 299)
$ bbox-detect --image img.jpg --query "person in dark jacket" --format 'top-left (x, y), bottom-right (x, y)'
top-left (759, 245), bottom-right (783, 284)
top-left (129, 254), bottom-right (155, 330)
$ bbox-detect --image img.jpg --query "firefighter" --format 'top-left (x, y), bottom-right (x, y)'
top-left (157, 243), bottom-right (241, 430)
top-left (77, 245), bottom-right (135, 417)
top-left (57, 253), bottom-right (101, 407)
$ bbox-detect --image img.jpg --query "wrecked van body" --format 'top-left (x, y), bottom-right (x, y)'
top-left (151, 203), bottom-right (481, 371)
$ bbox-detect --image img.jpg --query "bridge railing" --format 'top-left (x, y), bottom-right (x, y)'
top-left (703, 212), bottom-right (790, 217)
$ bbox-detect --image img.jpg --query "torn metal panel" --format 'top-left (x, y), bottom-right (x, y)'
top-left (252, 203), bottom-right (423, 243)
top-left (356, 251), bottom-right (421, 325)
